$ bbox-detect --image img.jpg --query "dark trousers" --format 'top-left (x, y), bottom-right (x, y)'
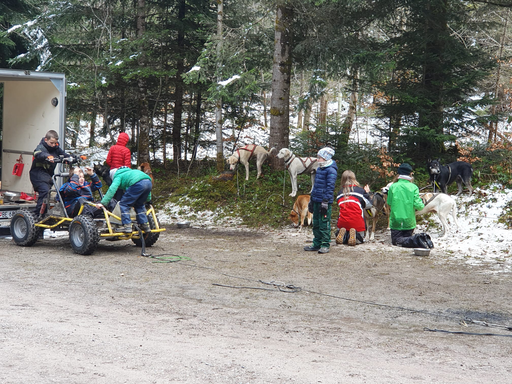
top-left (312, 202), bottom-right (332, 248)
top-left (32, 180), bottom-right (51, 215)
top-left (119, 179), bottom-right (152, 225)
top-left (30, 169), bottom-right (52, 215)
top-left (391, 229), bottom-right (420, 248)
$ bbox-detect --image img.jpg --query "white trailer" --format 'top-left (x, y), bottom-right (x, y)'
top-left (0, 69), bottom-right (66, 227)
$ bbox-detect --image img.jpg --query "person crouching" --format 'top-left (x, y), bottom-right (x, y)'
top-left (96, 166), bottom-right (152, 233)
top-left (335, 170), bottom-right (372, 246)
top-left (387, 163), bottom-right (433, 249)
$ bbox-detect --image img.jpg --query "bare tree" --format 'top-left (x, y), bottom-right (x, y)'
top-left (269, 1), bottom-right (293, 168)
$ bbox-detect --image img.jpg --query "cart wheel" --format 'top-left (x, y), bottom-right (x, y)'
top-left (132, 215), bottom-right (160, 248)
top-left (69, 215), bottom-right (99, 255)
top-left (10, 210), bottom-right (42, 246)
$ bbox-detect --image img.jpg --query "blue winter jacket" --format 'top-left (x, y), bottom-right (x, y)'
top-left (311, 161), bottom-right (338, 203)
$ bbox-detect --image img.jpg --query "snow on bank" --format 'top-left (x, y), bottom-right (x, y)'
top-left (416, 186), bottom-right (512, 274)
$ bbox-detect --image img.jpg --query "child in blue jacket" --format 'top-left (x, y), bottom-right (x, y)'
top-left (304, 147), bottom-right (338, 254)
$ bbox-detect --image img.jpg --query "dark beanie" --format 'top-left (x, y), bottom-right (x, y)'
top-left (397, 163), bottom-right (413, 175)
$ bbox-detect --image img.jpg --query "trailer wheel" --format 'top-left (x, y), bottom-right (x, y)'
top-left (10, 210), bottom-right (41, 247)
top-left (69, 215), bottom-right (99, 255)
top-left (132, 215), bottom-right (160, 248)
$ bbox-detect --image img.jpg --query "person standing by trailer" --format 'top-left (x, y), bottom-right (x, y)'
top-left (30, 130), bottom-right (73, 217)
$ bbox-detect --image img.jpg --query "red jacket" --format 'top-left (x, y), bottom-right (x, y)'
top-left (336, 185), bottom-right (371, 232)
top-left (106, 132), bottom-right (131, 169)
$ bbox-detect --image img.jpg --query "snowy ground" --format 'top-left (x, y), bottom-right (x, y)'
top-left (158, 185), bottom-right (512, 274)
top-left (416, 187), bottom-right (512, 274)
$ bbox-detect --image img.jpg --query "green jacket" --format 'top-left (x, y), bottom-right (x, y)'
top-left (100, 167), bottom-right (152, 205)
top-left (387, 178), bottom-right (424, 230)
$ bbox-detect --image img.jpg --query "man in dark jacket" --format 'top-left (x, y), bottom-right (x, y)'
top-left (30, 130), bottom-right (73, 216)
top-left (304, 147), bottom-right (338, 254)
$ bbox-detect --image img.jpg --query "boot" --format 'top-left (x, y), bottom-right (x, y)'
top-left (336, 228), bottom-right (346, 245)
top-left (420, 233), bottom-right (434, 249)
top-left (414, 234), bottom-right (429, 249)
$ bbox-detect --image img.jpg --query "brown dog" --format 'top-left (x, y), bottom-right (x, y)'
top-left (288, 195), bottom-right (313, 231)
top-left (139, 162), bottom-right (154, 184)
top-left (364, 192), bottom-right (389, 241)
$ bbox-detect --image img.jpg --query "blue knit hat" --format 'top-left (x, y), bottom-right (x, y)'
top-left (317, 147), bottom-right (335, 160)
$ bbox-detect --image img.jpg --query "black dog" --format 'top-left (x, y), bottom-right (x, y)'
top-left (427, 159), bottom-right (473, 195)
top-left (93, 163), bottom-right (112, 186)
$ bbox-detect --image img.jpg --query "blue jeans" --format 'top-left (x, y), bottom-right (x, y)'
top-left (119, 179), bottom-right (152, 225)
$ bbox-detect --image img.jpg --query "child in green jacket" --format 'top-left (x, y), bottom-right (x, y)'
top-left (97, 166), bottom-right (152, 233)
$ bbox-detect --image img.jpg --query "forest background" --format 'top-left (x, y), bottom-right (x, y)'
top-left (3, 0), bottom-right (512, 227)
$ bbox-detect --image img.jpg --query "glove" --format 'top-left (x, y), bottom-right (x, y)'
top-left (308, 200), bottom-right (313, 213)
top-left (47, 155), bottom-right (54, 163)
top-left (320, 201), bottom-right (329, 216)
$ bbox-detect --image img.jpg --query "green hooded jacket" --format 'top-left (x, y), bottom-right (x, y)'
top-left (387, 178), bottom-right (424, 230)
top-left (100, 167), bottom-right (152, 206)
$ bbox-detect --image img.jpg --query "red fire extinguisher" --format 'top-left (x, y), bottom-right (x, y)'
top-left (12, 155), bottom-right (24, 177)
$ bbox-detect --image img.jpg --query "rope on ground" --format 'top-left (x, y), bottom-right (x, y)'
top-left (161, 260), bottom-right (512, 335)
top-left (424, 328), bottom-right (512, 338)
top-left (142, 253), bottom-right (192, 263)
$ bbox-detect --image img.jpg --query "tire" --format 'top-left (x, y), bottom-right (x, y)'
top-left (132, 215), bottom-right (160, 248)
top-left (69, 215), bottom-right (99, 255)
top-left (10, 210), bottom-right (41, 247)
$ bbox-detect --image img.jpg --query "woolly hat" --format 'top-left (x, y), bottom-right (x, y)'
top-left (109, 168), bottom-right (119, 180)
top-left (317, 147), bottom-right (335, 161)
top-left (397, 163), bottom-right (413, 175)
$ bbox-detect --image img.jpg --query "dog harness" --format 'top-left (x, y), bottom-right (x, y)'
top-left (433, 164), bottom-right (452, 192)
top-left (234, 144), bottom-right (257, 161)
top-left (421, 193), bottom-right (439, 206)
top-left (284, 153), bottom-right (318, 175)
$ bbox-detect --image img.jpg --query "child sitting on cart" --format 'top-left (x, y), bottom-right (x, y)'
top-left (60, 166), bottom-right (104, 218)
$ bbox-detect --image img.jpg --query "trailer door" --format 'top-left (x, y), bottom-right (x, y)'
top-left (2, 75), bottom-right (65, 193)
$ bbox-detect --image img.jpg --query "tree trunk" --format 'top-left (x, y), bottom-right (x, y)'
top-left (163, 102), bottom-right (168, 168)
top-left (191, 90), bottom-right (202, 162)
top-left (269, 1), bottom-right (293, 168)
top-left (489, 8), bottom-right (509, 144)
top-left (215, 0), bottom-right (224, 173)
top-left (262, 72), bottom-right (268, 129)
top-left (318, 95), bottom-right (328, 127)
top-left (303, 102), bottom-right (311, 131)
top-left (136, 0), bottom-right (150, 164)
top-left (297, 72), bottom-right (304, 130)
top-left (417, 0), bottom-right (448, 157)
top-left (172, 0), bottom-right (186, 165)
top-left (341, 69), bottom-right (359, 145)
top-left (89, 109), bottom-right (97, 148)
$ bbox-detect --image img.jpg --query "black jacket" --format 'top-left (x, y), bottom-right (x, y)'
top-left (29, 138), bottom-right (69, 183)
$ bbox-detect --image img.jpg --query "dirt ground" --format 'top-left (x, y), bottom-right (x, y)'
top-left (1, 224), bottom-right (511, 384)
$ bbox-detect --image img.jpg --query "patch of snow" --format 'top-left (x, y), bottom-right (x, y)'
top-left (218, 75), bottom-right (240, 87)
top-left (415, 186), bottom-right (512, 273)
